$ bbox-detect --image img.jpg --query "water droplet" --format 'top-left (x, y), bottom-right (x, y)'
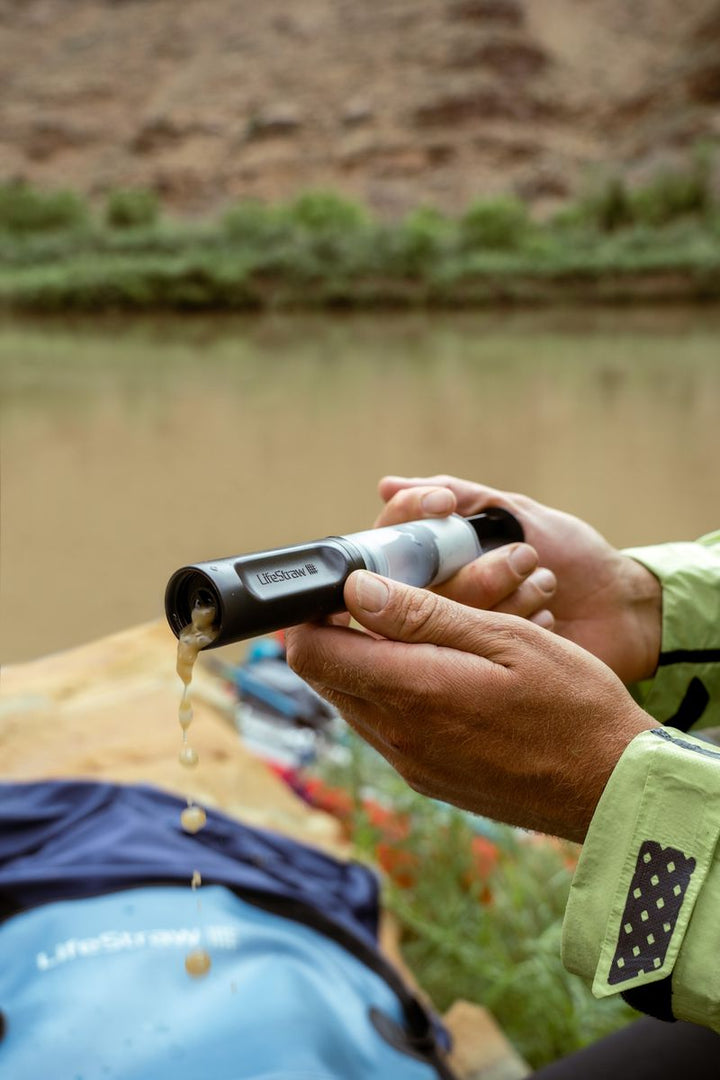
top-left (181, 805), bottom-right (206, 833)
top-left (178, 745), bottom-right (199, 768)
top-left (185, 949), bottom-right (211, 978)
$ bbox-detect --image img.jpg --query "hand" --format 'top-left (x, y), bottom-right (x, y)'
top-left (286, 573), bottom-right (658, 841)
top-left (377, 475), bottom-right (662, 684)
top-left (372, 483), bottom-right (558, 629)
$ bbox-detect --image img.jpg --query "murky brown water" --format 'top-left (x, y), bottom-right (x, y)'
top-left (1, 308), bottom-right (719, 663)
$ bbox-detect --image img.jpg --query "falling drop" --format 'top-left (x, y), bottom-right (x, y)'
top-left (181, 805), bottom-right (207, 834)
top-left (185, 949), bottom-right (211, 978)
top-left (178, 745), bottom-right (199, 768)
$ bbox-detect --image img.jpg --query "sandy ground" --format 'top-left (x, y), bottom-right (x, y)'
top-left (0, 619), bottom-right (529, 1078)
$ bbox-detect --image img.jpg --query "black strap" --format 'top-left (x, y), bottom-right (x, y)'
top-left (622, 974), bottom-right (675, 1022)
top-left (659, 650), bottom-right (720, 666)
top-left (666, 677), bottom-right (710, 731)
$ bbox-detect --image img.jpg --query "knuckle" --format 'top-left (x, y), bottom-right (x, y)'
top-left (397, 588), bottom-right (442, 640)
top-left (467, 559), bottom-right (500, 604)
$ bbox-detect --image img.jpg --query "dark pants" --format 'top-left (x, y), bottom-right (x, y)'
top-left (533, 1018), bottom-right (720, 1079)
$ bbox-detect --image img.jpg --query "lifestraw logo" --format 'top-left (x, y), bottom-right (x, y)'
top-left (256, 563), bottom-right (318, 586)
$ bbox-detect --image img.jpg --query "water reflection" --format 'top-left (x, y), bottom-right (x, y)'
top-left (1, 308), bottom-right (718, 662)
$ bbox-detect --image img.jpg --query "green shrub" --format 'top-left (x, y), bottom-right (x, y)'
top-left (566, 148), bottom-right (717, 233)
top-left (460, 195), bottom-right (530, 250)
top-left (221, 200), bottom-right (292, 245)
top-left (630, 168), bottom-right (711, 227)
top-left (394, 207), bottom-right (458, 274)
top-left (286, 190), bottom-right (369, 233)
top-left (571, 177), bottom-right (634, 233)
top-left (105, 188), bottom-right (160, 229)
top-left (0, 181), bottom-right (87, 233)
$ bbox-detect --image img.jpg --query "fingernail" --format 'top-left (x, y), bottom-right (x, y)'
top-left (534, 609), bottom-right (555, 630)
top-left (509, 544), bottom-right (537, 576)
top-left (532, 568), bottom-right (556, 594)
top-left (355, 571), bottom-right (390, 613)
top-left (421, 489), bottom-right (454, 515)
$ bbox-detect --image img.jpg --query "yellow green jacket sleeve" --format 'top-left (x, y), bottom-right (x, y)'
top-left (624, 530), bottom-right (720, 730)
top-left (562, 531), bottom-right (720, 1026)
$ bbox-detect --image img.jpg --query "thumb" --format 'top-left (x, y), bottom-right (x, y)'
top-left (344, 570), bottom-right (516, 660)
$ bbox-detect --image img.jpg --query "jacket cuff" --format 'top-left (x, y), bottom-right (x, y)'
top-left (563, 727), bottom-right (720, 1025)
top-left (622, 535), bottom-right (720, 728)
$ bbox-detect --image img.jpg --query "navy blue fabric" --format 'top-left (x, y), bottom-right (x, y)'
top-left (0, 780), bottom-right (379, 947)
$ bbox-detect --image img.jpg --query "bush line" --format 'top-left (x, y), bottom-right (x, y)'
top-left (1, 156), bottom-right (719, 310)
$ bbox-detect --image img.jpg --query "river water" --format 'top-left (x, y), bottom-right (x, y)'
top-left (1, 308), bottom-right (719, 663)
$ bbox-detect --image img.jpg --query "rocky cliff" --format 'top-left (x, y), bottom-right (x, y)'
top-left (1, 0), bottom-right (719, 216)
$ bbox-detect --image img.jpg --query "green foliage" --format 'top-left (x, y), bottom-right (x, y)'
top-left (0, 252), bottom-right (259, 311)
top-left (222, 192), bottom-right (377, 280)
top-left (393, 821), bottom-right (635, 1068)
top-left (572, 176), bottom-right (634, 233)
top-left (630, 165), bottom-right (711, 227)
top-left (286, 190), bottom-right (369, 233)
top-left (105, 188), bottom-right (160, 229)
top-left (0, 161), bottom-right (719, 309)
top-left (0, 181), bottom-right (87, 234)
top-left (561, 146), bottom-right (717, 233)
top-left (393, 207), bottom-right (458, 276)
top-left (316, 733), bottom-right (634, 1070)
top-left (460, 195), bottom-right (531, 250)
top-left (222, 200), bottom-right (292, 245)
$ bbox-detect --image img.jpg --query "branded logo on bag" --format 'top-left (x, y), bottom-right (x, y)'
top-left (36, 924), bottom-right (243, 971)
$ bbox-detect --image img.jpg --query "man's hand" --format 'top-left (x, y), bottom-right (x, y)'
top-left (377, 475), bottom-right (662, 684)
top-left (286, 573), bottom-right (658, 842)
top-left (371, 483), bottom-right (557, 629)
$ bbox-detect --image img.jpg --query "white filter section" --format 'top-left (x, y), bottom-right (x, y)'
top-left (347, 515), bottom-right (481, 588)
top-left (423, 515), bottom-right (482, 584)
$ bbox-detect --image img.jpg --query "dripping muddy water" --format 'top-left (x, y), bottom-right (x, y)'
top-left (175, 602), bottom-right (218, 978)
top-left (2, 309), bottom-right (720, 664)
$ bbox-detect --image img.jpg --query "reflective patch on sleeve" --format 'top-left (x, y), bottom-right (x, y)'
top-left (608, 840), bottom-right (695, 986)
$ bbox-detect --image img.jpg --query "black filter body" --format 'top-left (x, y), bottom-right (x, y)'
top-left (164, 507), bottom-right (523, 650)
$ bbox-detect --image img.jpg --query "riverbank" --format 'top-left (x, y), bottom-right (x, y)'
top-left (1, 178), bottom-right (719, 311)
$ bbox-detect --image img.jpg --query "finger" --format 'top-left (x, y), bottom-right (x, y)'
top-left (286, 599), bottom-right (502, 707)
top-left (530, 609), bottom-right (555, 630)
top-left (316, 687), bottom-right (418, 763)
top-left (286, 624), bottom-right (493, 775)
top-left (434, 542), bottom-right (539, 609)
top-left (324, 611), bottom-right (352, 628)
top-left (284, 658), bottom-right (413, 764)
top-left (379, 475), bottom-right (509, 517)
top-left (286, 621), bottom-right (430, 700)
top-left (373, 484), bottom-right (456, 528)
top-left (492, 566), bottom-right (557, 618)
top-left (343, 570), bottom-right (522, 660)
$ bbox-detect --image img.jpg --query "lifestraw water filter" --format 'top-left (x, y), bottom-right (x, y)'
top-left (165, 508), bottom-right (523, 649)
